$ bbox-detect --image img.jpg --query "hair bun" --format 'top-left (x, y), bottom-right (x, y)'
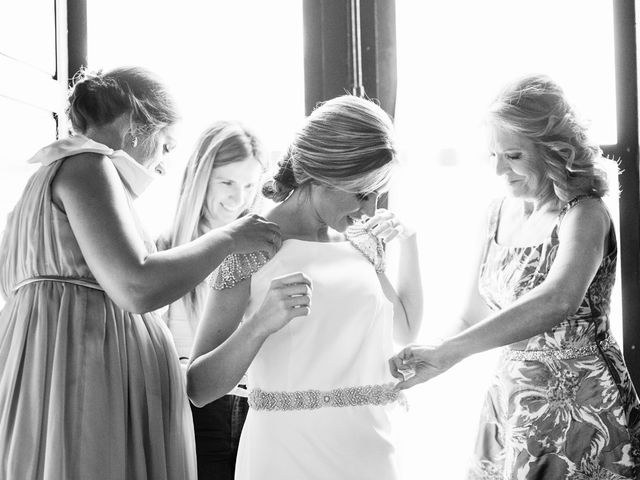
top-left (262, 150), bottom-right (297, 202)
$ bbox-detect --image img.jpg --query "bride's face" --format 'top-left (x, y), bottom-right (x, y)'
top-left (310, 184), bottom-right (379, 232)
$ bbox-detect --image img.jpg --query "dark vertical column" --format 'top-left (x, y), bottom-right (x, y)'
top-left (67, 0), bottom-right (88, 83)
top-left (612, 0), bottom-right (640, 387)
top-left (303, 0), bottom-right (350, 115)
top-left (360, 0), bottom-right (397, 119)
top-left (302, 0), bottom-right (397, 118)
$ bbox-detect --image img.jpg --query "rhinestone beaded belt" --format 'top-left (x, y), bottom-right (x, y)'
top-left (503, 336), bottom-right (612, 362)
top-left (248, 382), bottom-right (402, 411)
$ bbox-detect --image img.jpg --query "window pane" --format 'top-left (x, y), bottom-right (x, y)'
top-left (0, 0), bottom-right (57, 75)
top-left (392, 2), bottom-right (617, 478)
top-left (0, 97), bottom-right (56, 225)
top-left (87, 0), bottom-right (305, 237)
top-left (0, 97), bottom-right (56, 309)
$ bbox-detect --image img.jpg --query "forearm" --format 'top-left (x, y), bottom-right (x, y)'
top-left (121, 229), bottom-right (234, 312)
top-left (440, 296), bottom-right (492, 340)
top-left (187, 321), bottom-right (268, 407)
top-left (441, 286), bottom-right (572, 363)
top-left (388, 235), bottom-right (423, 344)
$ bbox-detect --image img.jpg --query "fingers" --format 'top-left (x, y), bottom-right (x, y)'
top-left (282, 282), bottom-right (312, 297)
top-left (363, 209), bottom-right (393, 230)
top-left (284, 282), bottom-right (311, 309)
top-left (388, 354), bottom-right (406, 379)
top-left (270, 272), bottom-right (313, 318)
top-left (370, 219), bottom-right (395, 236)
top-left (266, 230), bottom-right (282, 255)
top-left (272, 272), bottom-right (312, 288)
top-left (285, 295), bottom-right (311, 308)
top-left (261, 222), bottom-right (282, 256)
top-left (233, 214), bottom-right (283, 257)
top-left (381, 228), bottom-right (399, 243)
top-left (394, 374), bottom-right (426, 391)
top-left (289, 305), bottom-right (311, 318)
top-left (388, 347), bottom-right (415, 378)
top-left (363, 210), bottom-right (404, 243)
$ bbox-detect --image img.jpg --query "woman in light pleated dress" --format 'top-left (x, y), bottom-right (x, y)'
top-left (0, 67), bottom-right (281, 480)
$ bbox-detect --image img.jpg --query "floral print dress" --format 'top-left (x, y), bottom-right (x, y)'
top-left (469, 196), bottom-right (640, 480)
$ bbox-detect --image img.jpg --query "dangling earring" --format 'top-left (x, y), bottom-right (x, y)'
top-left (131, 136), bottom-right (139, 148)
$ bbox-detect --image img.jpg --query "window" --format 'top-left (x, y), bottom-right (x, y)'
top-left (392, 2), bottom-right (618, 477)
top-left (87, 0), bottom-right (305, 237)
top-left (0, 0), bottom-right (68, 310)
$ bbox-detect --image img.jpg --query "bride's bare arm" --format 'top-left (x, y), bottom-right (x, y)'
top-left (188, 283), bottom-right (262, 406)
top-left (378, 234), bottom-right (423, 345)
top-left (187, 272), bottom-right (312, 407)
top-left (363, 209), bottom-right (423, 345)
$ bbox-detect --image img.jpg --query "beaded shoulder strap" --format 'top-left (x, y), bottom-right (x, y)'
top-left (210, 251), bottom-right (270, 290)
top-left (345, 223), bottom-right (385, 274)
top-left (555, 194), bottom-right (601, 231)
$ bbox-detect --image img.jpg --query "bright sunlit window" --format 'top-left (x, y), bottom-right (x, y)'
top-left (391, 2), bottom-right (618, 478)
top-left (87, 0), bottom-right (305, 238)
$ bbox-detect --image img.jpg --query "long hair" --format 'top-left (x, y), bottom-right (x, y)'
top-left (159, 121), bottom-right (265, 318)
top-left (488, 74), bottom-right (610, 205)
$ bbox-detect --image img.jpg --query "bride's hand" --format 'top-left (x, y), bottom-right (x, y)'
top-left (363, 209), bottom-right (415, 243)
top-left (388, 343), bottom-right (458, 390)
top-left (247, 272), bottom-right (312, 337)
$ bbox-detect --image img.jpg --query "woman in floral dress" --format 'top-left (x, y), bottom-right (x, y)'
top-left (390, 74), bottom-right (640, 479)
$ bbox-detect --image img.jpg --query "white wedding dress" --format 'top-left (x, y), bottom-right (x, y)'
top-left (222, 238), bottom-right (403, 480)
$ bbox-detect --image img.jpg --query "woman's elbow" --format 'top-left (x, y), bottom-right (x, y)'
top-left (546, 293), bottom-right (581, 324)
top-left (393, 321), bottom-right (421, 346)
top-left (186, 362), bottom-right (224, 408)
top-left (186, 366), bottom-right (207, 408)
top-left (108, 290), bottom-right (158, 314)
top-left (105, 279), bottom-right (166, 314)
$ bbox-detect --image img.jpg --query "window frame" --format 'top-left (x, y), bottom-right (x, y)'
top-left (303, 0), bottom-right (640, 387)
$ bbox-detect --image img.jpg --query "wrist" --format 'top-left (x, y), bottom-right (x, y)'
top-left (215, 226), bottom-right (235, 257)
top-left (399, 230), bottom-right (417, 243)
top-left (438, 337), bottom-right (467, 366)
top-left (241, 315), bottom-right (272, 343)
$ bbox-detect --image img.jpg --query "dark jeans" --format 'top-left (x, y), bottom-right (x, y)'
top-left (191, 394), bottom-right (249, 480)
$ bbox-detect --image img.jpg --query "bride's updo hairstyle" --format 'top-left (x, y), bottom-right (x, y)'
top-left (262, 95), bottom-right (397, 202)
top-left (488, 74), bottom-right (610, 205)
top-left (66, 66), bottom-right (178, 151)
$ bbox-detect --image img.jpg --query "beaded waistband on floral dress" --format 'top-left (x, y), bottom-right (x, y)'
top-left (502, 335), bottom-right (612, 361)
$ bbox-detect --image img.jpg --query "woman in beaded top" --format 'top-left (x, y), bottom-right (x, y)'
top-left (0, 67), bottom-right (281, 480)
top-left (187, 95), bottom-right (423, 479)
top-left (389, 75), bottom-right (640, 479)
top-left (157, 121), bottom-right (266, 480)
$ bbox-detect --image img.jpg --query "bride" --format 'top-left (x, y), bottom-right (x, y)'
top-left (187, 95), bottom-right (423, 479)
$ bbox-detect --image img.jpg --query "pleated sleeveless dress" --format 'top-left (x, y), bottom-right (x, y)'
top-left (0, 136), bottom-right (197, 480)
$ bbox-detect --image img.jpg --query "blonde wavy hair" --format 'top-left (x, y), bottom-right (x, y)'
top-left (488, 74), bottom-right (611, 205)
top-left (159, 121), bottom-right (265, 318)
top-left (262, 95), bottom-right (397, 202)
